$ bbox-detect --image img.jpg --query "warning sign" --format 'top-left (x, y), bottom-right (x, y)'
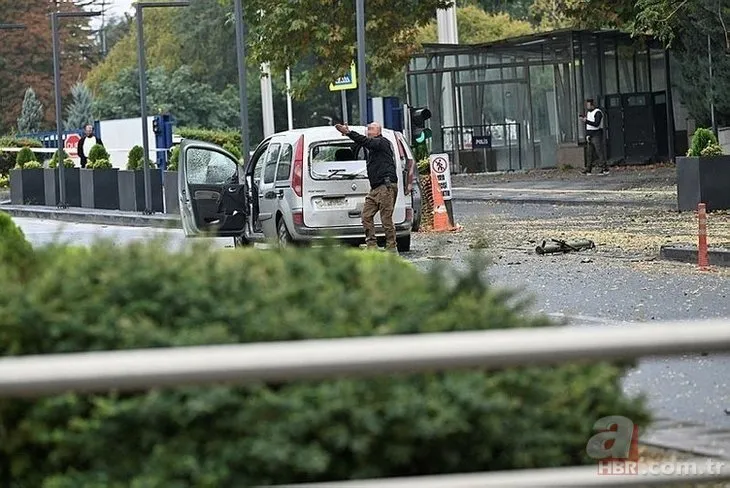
top-left (64, 133), bottom-right (80, 157)
top-left (429, 153), bottom-right (452, 201)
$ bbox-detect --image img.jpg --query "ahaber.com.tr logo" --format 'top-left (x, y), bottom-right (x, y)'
top-left (586, 415), bottom-right (726, 477)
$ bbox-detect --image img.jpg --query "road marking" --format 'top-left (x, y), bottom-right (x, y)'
top-left (452, 187), bottom-right (675, 195)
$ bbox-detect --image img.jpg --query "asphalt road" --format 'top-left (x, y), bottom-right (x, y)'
top-left (11, 202), bottom-right (730, 433)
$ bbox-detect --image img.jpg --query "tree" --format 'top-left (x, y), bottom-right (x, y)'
top-left (372, 5), bottom-right (533, 99)
top-left (17, 88), bottom-right (44, 133)
top-left (0, 0), bottom-right (99, 132)
top-left (64, 82), bottom-right (95, 130)
top-left (236, 0), bottom-right (454, 99)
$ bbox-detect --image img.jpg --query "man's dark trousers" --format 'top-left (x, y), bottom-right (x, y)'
top-left (586, 130), bottom-right (607, 172)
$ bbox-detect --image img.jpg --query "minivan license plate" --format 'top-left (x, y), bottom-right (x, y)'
top-left (317, 198), bottom-right (347, 208)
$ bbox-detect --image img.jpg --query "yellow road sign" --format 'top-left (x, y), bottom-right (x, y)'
top-left (329, 62), bottom-right (357, 91)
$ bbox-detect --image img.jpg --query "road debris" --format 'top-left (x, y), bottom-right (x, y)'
top-left (535, 238), bottom-right (595, 255)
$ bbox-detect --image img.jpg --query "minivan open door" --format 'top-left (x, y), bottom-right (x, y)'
top-left (177, 139), bottom-right (248, 237)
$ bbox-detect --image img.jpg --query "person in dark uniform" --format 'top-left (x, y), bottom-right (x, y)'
top-left (334, 122), bottom-right (399, 252)
top-left (580, 99), bottom-right (608, 175)
top-left (77, 123), bottom-right (103, 168)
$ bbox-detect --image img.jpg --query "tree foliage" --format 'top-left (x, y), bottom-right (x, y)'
top-left (237, 0), bottom-right (453, 98)
top-left (17, 88), bottom-right (44, 134)
top-left (64, 82), bottom-right (96, 130)
top-left (418, 5), bottom-right (534, 44)
top-left (0, 0), bottom-right (100, 133)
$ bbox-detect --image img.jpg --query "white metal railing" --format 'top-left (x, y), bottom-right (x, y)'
top-left (1, 319), bottom-right (730, 487)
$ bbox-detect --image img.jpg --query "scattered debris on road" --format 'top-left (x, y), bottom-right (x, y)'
top-left (535, 238), bottom-right (595, 255)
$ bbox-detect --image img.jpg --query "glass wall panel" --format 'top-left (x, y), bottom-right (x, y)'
top-left (530, 65), bottom-right (558, 168)
top-left (555, 63), bottom-right (576, 143)
top-left (603, 39), bottom-right (618, 94)
top-left (582, 34), bottom-right (601, 103)
top-left (650, 48), bottom-right (666, 92)
top-left (618, 42), bottom-right (635, 93)
top-left (636, 49), bottom-right (650, 92)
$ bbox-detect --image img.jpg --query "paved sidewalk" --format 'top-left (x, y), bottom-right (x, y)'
top-left (450, 164), bottom-right (677, 208)
top-left (1, 164), bottom-right (681, 227)
top-left (0, 204), bottom-right (181, 228)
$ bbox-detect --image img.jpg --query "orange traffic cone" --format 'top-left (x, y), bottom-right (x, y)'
top-left (431, 172), bottom-right (452, 231)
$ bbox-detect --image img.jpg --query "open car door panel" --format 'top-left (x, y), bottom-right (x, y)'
top-left (178, 140), bottom-right (247, 237)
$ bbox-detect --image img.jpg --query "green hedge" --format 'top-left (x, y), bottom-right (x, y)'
top-left (0, 137), bottom-right (43, 176)
top-left (177, 127), bottom-right (242, 149)
top-left (0, 215), bottom-right (650, 487)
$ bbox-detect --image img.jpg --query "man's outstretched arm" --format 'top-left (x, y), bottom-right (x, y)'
top-left (335, 124), bottom-right (385, 150)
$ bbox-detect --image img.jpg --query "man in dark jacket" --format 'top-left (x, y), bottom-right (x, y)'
top-left (335, 122), bottom-right (398, 251)
top-left (77, 123), bottom-right (103, 168)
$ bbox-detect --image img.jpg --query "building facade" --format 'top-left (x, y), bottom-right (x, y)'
top-left (406, 29), bottom-right (690, 172)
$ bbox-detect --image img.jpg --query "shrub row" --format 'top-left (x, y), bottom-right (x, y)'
top-left (177, 127), bottom-right (242, 151)
top-left (0, 214), bottom-right (650, 486)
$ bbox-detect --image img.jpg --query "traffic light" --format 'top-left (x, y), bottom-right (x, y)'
top-left (410, 106), bottom-right (432, 145)
top-left (152, 116), bottom-right (161, 135)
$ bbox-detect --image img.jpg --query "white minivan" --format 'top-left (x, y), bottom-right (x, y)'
top-left (177, 126), bottom-right (416, 251)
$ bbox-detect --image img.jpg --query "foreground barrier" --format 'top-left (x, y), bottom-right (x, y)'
top-left (1, 320), bottom-right (729, 486)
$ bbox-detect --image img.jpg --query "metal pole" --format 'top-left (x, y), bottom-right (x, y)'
top-left (136, 5), bottom-right (153, 214)
top-left (51, 13), bottom-right (66, 209)
top-left (234, 0), bottom-right (249, 162)
top-left (286, 67), bottom-right (294, 130)
top-left (355, 0), bottom-right (367, 125)
top-left (340, 90), bottom-right (348, 124)
top-left (708, 33), bottom-right (717, 135)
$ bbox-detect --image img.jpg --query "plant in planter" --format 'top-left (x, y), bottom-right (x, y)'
top-left (87, 143), bottom-right (110, 166)
top-left (118, 145), bottom-right (163, 212)
top-left (163, 145), bottom-right (180, 214)
top-left (676, 128), bottom-right (730, 212)
top-left (44, 150), bottom-right (81, 207)
top-left (81, 157), bottom-right (119, 210)
top-left (9, 149), bottom-right (46, 205)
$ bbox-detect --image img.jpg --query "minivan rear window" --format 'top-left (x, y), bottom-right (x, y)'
top-left (309, 142), bottom-right (368, 180)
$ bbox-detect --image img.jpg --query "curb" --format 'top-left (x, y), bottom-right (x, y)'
top-left (641, 417), bottom-right (730, 461)
top-left (660, 245), bottom-right (730, 267)
top-left (1, 205), bottom-right (181, 229)
top-left (454, 195), bottom-right (676, 209)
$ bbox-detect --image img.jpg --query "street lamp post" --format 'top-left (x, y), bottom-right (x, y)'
top-left (355, 0), bottom-right (367, 125)
top-left (51, 11), bottom-right (100, 209)
top-left (233, 0), bottom-right (249, 162)
top-left (135, 1), bottom-right (189, 215)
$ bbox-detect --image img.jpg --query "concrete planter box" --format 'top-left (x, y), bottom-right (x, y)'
top-left (43, 168), bottom-right (81, 207)
top-left (163, 170), bottom-right (179, 214)
top-left (118, 169), bottom-right (163, 212)
top-left (9, 168), bottom-right (46, 205)
top-left (676, 156), bottom-right (730, 212)
top-left (80, 168), bottom-right (120, 210)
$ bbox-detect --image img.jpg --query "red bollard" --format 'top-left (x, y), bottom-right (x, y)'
top-left (698, 203), bottom-right (709, 270)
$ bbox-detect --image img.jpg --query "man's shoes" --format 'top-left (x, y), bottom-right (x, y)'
top-left (581, 169), bottom-right (592, 175)
top-left (599, 169), bottom-right (609, 175)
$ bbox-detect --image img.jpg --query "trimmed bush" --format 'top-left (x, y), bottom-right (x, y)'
top-left (0, 237), bottom-right (649, 486)
top-left (0, 137), bottom-right (43, 176)
top-left (88, 143), bottom-right (110, 164)
top-left (177, 127), bottom-right (241, 149)
top-left (127, 145), bottom-right (144, 170)
top-left (167, 145), bottom-right (180, 171)
top-left (700, 143), bottom-right (724, 157)
top-left (223, 141), bottom-right (242, 161)
top-left (15, 147), bottom-right (37, 168)
top-left (87, 158), bottom-right (112, 169)
top-left (21, 160), bottom-right (42, 169)
top-left (0, 212), bottom-right (34, 280)
top-left (48, 150), bottom-right (74, 168)
top-left (687, 128), bottom-right (718, 156)
top-left (0, 175), bottom-right (8, 188)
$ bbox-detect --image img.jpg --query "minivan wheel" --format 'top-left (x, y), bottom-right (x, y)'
top-left (396, 235), bottom-right (411, 253)
top-left (277, 219), bottom-right (293, 247)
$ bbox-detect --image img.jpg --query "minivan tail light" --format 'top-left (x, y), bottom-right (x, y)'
top-left (291, 134), bottom-right (304, 197)
top-left (406, 208), bottom-right (413, 222)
